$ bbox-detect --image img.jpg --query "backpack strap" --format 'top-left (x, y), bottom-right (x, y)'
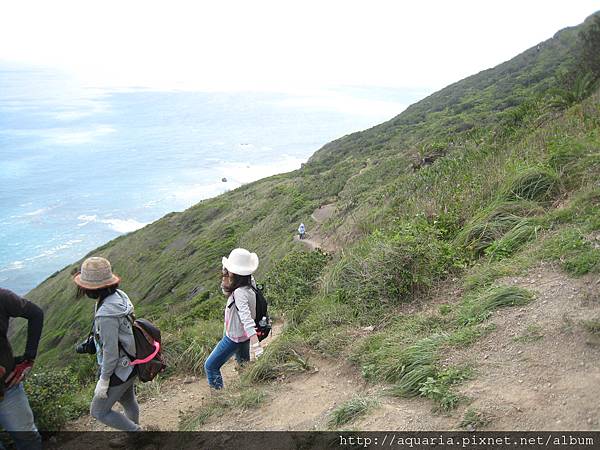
top-left (227, 293), bottom-right (238, 310)
top-left (117, 313), bottom-right (137, 361)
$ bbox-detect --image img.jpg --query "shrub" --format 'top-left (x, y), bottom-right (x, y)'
top-left (324, 220), bottom-right (460, 320)
top-left (418, 367), bottom-right (471, 411)
top-left (262, 249), bottom-right (330, 311)
top-left (24, 369), bottom-right (88, 431)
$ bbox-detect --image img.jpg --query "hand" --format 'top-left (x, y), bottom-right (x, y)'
top-left (6, 358), bottom-right (34, 388)
top-left (251, 342), bottom-right (263, 360)
top-left (94, 378), bottom-right (110, 399)
top-left (0, 366), bottom-right (5, 378)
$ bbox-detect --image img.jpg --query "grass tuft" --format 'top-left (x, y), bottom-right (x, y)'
top-left (503, 167), bottom-right (559, 203)
top-left (455, 201), bottom-right (544, 256)
top-left (327, 395), bottom-right (379, 428)
top-left (456, 286), bottom-right (534, 326)
top-left (242, 335), bottom-right (310, 383)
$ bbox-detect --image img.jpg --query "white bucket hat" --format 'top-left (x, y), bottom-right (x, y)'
top-left (222, 248), bottom-right (259, 276)
top-left (73, 256), bottom-right (121, 289)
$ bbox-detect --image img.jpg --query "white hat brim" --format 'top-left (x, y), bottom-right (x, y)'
top-left (222, 253), bottom-right (259, 276)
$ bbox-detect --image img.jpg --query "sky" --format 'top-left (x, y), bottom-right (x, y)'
top-left (0, 1), bottom-right (599, 93)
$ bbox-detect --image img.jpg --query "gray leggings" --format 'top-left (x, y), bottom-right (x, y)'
top-left (90, 378), bottom-right (140, 431)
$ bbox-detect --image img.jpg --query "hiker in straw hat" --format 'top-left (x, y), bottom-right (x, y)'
top-left (73, 256), bottom-right (141, 431)
top-left (204, 248), bottom-right (263, 390)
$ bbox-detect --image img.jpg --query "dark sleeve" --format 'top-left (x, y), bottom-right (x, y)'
top-left (22, 302), bottom-right (44, 360)
top-left (1, 290), bottom-right (44, 360)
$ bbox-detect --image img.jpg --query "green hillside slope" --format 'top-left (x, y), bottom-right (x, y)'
top-left (10, 11), bottom-right (600, 430)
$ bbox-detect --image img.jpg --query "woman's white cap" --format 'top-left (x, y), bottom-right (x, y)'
top-left (222, 248), bottom-right (259, 276)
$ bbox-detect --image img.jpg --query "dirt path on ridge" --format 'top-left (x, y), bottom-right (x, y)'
top-left (200, 264), bottom-right (600, 432)
top-left (294, 203), bottom-right (337, 252)
top-left (67, 323), bottom-right (284, 431)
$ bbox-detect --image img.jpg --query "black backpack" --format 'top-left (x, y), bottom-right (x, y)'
top-left (120, 316), bottom-right (167, 382)
top-left (229, 284), bottom-right (272, 342)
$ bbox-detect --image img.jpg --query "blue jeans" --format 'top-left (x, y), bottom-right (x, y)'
top-left (0, 383), bottom-right (42, 450)
top-left (204, 335), bottom-right (249, 389)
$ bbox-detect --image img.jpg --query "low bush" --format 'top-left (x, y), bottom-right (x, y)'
top-left (24, 369), bottom-right (88, 431)
top-left (324, 220), bottom-right (461, 321)
top-left (262, 249), bottom-right (330, 311)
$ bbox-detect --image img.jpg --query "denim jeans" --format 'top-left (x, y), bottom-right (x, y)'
top-left (0, 383), bottom-right (42, 450)
top-left (204, 335), bottom-right (249, 389)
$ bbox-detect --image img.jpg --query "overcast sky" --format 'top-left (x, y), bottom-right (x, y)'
top-left (0, 1), bottom-right (598, 93)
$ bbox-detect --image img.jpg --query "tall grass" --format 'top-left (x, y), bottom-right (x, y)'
top-left (456, 286), bottom-right (534, 326)
top-left (455, 201), bottom-right (544, 256)
top-left (502, 167), bottom-right (559, 202)
top-left (242, 334), bottom-right (310, 383)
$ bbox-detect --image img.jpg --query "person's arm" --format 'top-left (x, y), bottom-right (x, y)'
top-left (3, 291), bottom-right (43, 387)
top-left (21, 302), bottom-right (44, 361)
top-left (234, 289), bottom-right (262, 356)
top-left (96, 316), bottom-right (121, 382)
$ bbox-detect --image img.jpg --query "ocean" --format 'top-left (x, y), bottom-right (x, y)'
top-left (0, 65), bottom-right (424, 294)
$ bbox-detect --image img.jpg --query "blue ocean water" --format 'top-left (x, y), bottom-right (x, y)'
top-left (0, 65), bottom-right (425, 294)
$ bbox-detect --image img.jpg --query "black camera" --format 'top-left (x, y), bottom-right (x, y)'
top-left (76, 335), bottom-right (96, 355)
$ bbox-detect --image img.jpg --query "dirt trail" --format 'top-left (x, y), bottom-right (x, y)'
top-left (445, 265), bottom-right (600, 430)
top-left (194, 264), bottom-right (600, 431)
top-left (294, 203), bottom-right (337, 252)
top-left (68, 323), bottom-right (284, 431)
top-left (201, 357), bottom-right (370, 431)
top-left (67, 226), bottom-right (600, 432)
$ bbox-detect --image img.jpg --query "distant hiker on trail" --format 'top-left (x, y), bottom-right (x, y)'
top-left (204, 248), bottom-right (263, 390)
top-left (298, 222), bottom-right (306, 240)
top-left (0, 288), bottom-right (43, 450)
top-left (73, 257), bottom-right (142, 432)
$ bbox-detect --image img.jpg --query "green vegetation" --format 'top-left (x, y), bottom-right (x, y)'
top-left (24, 369), bottom-right (88, 431)
top-left (327, 395), bottom-right (379, 428)
top-left (11, 12), bottom-right (600, 430)
top-left (180, 384), bottom-right (267, 431)
top-left (459, 408), bottom-right (490, 430)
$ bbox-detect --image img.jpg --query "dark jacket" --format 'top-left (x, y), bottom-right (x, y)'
top-left (0, 288), bottom-right (43, 395)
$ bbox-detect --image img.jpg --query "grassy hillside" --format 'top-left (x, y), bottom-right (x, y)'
top-left (10, 11), bottom-right (600, 430)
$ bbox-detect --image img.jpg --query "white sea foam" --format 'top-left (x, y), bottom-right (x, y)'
top-left (171, 155), bottom-right (305, 207)
top-left (99, 218), bottom-right (147, 233)
top-left (75, 214), bottom-right (146, 233)
top-left (44, 125), bottom-right (116, 145)
top-left (0, 261), bottom-right (25, 273)
top-left (24, 207), bottom-right (51, 216)
top-left (77, 214), bottom-right (98, 227)
top-left (25, 239), bottom-right (84, 262)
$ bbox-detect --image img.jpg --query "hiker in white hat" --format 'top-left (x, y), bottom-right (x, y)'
top-left (73, 256), bottom-right (141, 431)
top-left (204, 248), bottom-right (262, 389)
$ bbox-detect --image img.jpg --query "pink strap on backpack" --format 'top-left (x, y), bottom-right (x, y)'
top-left (128, 341), bottom-right (160, 366)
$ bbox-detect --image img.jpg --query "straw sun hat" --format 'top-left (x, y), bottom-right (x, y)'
top-left (222, 248), bottom-right (259, 276)
top-left (73, 257), bottom-right (121, 290)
